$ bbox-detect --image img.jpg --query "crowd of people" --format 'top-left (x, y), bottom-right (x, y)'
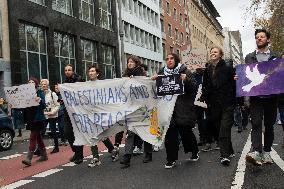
top-left (0, 28), bottom-right (284, 169)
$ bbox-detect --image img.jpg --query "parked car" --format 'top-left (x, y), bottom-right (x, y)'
top-left (0, 107), bottom-right (15, 151)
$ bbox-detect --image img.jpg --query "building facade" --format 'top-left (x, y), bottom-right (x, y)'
top-left (188, 0), bottom-right (224, 63)
top-left (160, 0), bottom-right (191, 62)
top-left (0, 0), bottom-right (11, 97)
top-left (223, 27), bottom-right (244, 67)
top-left (8, 0), bottom-right (120, 87)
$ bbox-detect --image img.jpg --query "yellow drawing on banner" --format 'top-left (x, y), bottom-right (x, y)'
top-left (150, 107), bottom-right (158, 135)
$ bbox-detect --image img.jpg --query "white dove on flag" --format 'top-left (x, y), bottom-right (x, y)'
top-left (242, 64), bottom-right (266, 92)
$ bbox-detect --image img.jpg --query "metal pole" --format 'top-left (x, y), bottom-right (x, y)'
top-left (117, 0), bottom-right (125, 74)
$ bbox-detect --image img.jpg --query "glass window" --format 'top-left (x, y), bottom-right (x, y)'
top-left (54, 32), bottom-right (75, 83)
top-left (80, 0), bottom-right (94, 24)
top-left (99, 0), bottom-right (112, 30)
top-left (101, 45), bottom-right (115, 79)
top-left (81, 39), bottom-right (97, 80)
top-left (168, 24), bottom-right (172, 37)
top-left (161, 19), bottom-right (164, 32)
top-left (28, 0), bottom-right (46, 5)
top-left (166, 2), bottom-right (170, 14)
top-left (173, 8), bottom-right (177, 21)
top-left (52, 0), bottom-right (73, 16)
top-left (19, 23), bottom-right (48, 82)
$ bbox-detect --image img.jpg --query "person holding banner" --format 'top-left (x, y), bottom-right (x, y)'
top-left (63, 64), bottom-right (85, 164)
top-left (120, 55), bottom-right (153, 169)
top-left (239, 29), bottom-right (280, 166)
top-left (201, 47), bottom-right (235, 166)
top-left (22, 77), bottom-right (48, 166)
top-left (41, 79), bottom-right (60, 154)
top-left (86, 65), bottom-right (119, 167)
top-left (152, 53), bottom-right (199, 169)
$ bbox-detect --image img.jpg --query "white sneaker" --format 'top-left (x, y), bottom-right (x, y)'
top-left (133, 146), bottom-right (143, 155)
top-left (246, 151), bottom-right (262, 166)
top-left (153, 146), bottom-right (159, 152)
top-left (88, 158), bottom-right (101, 168)
top-left (262, 151), bottom-right (274, 164)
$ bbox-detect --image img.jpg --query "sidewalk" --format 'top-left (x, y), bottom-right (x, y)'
top-left (13, 129), bottom-right (30, 143)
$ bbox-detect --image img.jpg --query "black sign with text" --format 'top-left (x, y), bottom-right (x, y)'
top-left (156, 74), bottom-right (184, 96)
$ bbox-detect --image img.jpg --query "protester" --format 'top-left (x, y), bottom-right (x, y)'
top-left (63, 64), bottom-right (85, 164)
top-left (22, 77), bottom-right (47, 166)
top-left (152, 53), bottom-right (199, 169)
top-left (279, 52), bottom-right (284, 147)
top-left (86, 65), bottom-right (119, 167)
top-left (0, 97), bottom-right (8, 114)
top-left (54, 84), bottom-right (67, 146)
top-left (240, 29), bottom-right (280, 165)
top-left (11, 108), bottom-right (25, 137)
top-left (41, 79), bottom-right (60, 154)
top-left (201, 47), bottom-right (235, 166)
top-left (120, 55), bottom-right (153, 169)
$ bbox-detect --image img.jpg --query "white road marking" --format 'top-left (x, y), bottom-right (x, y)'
top-left (231, 132), bottom-right (252, 189)
top-left (101, 149), bottom-right (109, 153)
top-left (32, 169), bottom-right (62, 178)
top-left (62, 162), bottom-right (76, 167)
top-left (45, 146), bottom-right (54, 150)
top-left (271, 148), bottom-right (284, 172)
top-left (1, 180), bottom-right (34, 189)
top-left (0, 154), bottom-right (22, 160)
top-left (119, 144), bottom-right (125, 148)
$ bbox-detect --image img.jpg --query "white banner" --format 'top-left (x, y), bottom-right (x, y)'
top-left (4, 84), bottom-right (39, 109)
top-left (59, 77), bottom-right (177, 147)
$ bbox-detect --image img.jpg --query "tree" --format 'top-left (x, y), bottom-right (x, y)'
top-left (248, 0), bottom-right (284, 53)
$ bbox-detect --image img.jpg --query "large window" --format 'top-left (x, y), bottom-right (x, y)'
top-left (28, 0), bottom-right (46, 5)
top-left (101, 45), bottom-right (115, 79)
top-left (81, 39), bottom-right (97, 80)
top-left (19, 23), bottom-right (48, 82)
top-left (54, 32), bottom-right (75, 83)
top-left (52, 0), bottom-right (73, 16)
top-left (99, 0), bottom-right (112, 30)
top-left (80, 0), bottom-right (94, 24)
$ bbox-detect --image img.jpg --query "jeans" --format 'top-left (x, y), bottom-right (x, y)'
top-left (28, 122), bottom-right (46, 152)
top-left (57, 114), bottom-right (66, 142)
top-left (234, 105), bottom-right (242, 130)
top-left (250, 97), bottom-right (278, 152)
top-left (46, 118), bottom-right (58, 149)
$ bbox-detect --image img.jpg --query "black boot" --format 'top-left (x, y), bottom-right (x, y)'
top-left (22, 151), bottom-right (34, 166)
top-left (34, 147), bottom-right (40, 156)
top-left (143, 153), bottom-right (152, 163)
top-left (120, 154), bottom-right (131, 169)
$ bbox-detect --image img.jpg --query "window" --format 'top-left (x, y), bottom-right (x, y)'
top-left (80, 0), bottom-right (94, 24)
top-left (168, 24), bottom-right (172, 37)
top-left (161, 19), bottom-right (164, 32)
top-left (180, 32), bottom-right (184, 43)
top-left (166, 2), bottom-right (170, 14)
top-left (29, 0), bottom-right (46, 5)
top-left (54, 32), bottom-right (75, 83)
top-left (123, 22), bottom-right (130, 41)
top-left (52, 0), bottom-right (73, 16)
top-left (173, 8), bottom-right (177, 21)
top-left (162, 43), bottom-right (166, 60)
top-left (175, 28), bottom-right (178, 41)
top-left (19, 23), bottom-right (48, 82)
top-left (101, 45), bottom-right (115, 79)
top-left (180, 13), bottom-right (183, 24)
top-left (170, 46), bottom-right (173, 53)
top-left (99, 0), bottom-right (112, 30)
top-left (81, 39), bottom-right (97, 80)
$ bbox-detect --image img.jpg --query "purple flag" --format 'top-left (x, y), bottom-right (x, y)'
top-left (236, 58), bottom-right (284, 97)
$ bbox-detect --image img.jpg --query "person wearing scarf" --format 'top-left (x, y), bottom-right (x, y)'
top-left (152, 53), bottom-right (199, 169)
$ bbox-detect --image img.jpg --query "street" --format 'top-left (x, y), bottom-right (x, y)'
top-left (1, 124), bottom-right (284, 189)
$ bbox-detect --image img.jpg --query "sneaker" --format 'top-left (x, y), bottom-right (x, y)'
top-left (229, 154), bottom-right (235, 158)
top-left (262, 151), bottom-right (274, 164)
top-left (202, 143), bottom-right (212, 152)
top-left (246, 151), bottom-right (262, 166)
top-left (111, 146), bottom-right (119, 162)
top-left (153, 146), bottom-right (159, 152)
top-left (165, 161), bottom-right (176, 169)
top-left (133, 146), bottom-right (143, 155)
top-left (220, 158), bottom-right (230, 166)
top-left (88, 158), bottom-right (101, 167)
top-left (187, 152), bottom-right (200, 162)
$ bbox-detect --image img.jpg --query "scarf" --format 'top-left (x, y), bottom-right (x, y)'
top-left (163, 63), bottom-right (182, 76)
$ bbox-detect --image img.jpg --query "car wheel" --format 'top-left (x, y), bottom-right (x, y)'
top-left (0, 129), bottom-right (14, 151)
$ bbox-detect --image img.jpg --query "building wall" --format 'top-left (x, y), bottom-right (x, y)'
top-left (8, 0), bottom-right (120, 87)
top-left (161, 0), bottom-right (191, 62)
top-left (120, 0), bottom-right (163, 76)
top-left (188, 0), bottom-right (224, 62)
top-left (0, 0), bottom-right (11, 97)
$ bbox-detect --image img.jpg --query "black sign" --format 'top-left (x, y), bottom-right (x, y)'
top-left (156, 74), bottom-right (184, 96)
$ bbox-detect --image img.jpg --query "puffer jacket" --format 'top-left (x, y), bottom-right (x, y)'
top-left (158, 64), bottom-right (197, 126)
top-left (43, 89), bottom-right (60, 119)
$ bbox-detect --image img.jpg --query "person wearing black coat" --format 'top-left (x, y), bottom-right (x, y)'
top-left (201, 47), bottom-right (236, 166)
top-left (63, 64), bottom-right (85, 164)
top-left (119, 55), bottom-right (153, 169)
top-left (152, 53), bottom-right (199, 169)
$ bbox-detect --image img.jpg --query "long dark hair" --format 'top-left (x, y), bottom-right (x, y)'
top-left (166, 53), bottom-right (180, 69)
top-left (123, 55), bottom-right (144, 77)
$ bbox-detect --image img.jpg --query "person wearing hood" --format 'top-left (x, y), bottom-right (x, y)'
top-left (22, 77), bottom-right (48, 166)
top-left (63, 64), bottom-right (85, 164)
top-left (201, 47), bottom-right (236, 166)
top-left (152, 53), bottom-right (199, 169)
top-left (119, 55), bottom-right (153, 168)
